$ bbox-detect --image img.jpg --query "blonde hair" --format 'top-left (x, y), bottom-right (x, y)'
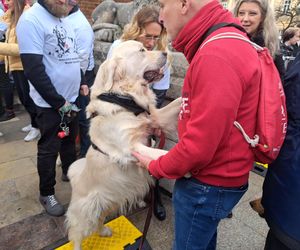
top-left (233, 0), bottom-right (279, 57)
top-left (120, 5), bottom-right (168, 52)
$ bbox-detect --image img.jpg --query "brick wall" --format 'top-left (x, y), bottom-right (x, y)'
top-left (78, 0), bottom-right (132, 20)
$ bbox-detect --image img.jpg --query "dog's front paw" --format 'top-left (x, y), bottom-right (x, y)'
top-left (99, 226), bottom-right (112, 237)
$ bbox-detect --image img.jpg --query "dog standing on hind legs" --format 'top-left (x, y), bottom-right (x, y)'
top-left (65, 40), bottom-right (181, 250)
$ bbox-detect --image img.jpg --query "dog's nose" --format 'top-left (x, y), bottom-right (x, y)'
top-left (162, 52), bottom-right (167, 57)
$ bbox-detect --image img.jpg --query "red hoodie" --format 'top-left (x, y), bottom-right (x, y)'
top-left (148, 1), bottom-right (261, 187)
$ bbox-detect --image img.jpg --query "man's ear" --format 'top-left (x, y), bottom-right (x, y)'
top-left (181, 0), bottom-right (191, 14)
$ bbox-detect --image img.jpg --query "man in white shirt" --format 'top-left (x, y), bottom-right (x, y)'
top-left (16, 0), bottom-right (88, 217)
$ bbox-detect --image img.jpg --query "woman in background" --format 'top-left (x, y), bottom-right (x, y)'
top-left (0, 0), bottom-right (40, 141)
top-left (280, 27), bottom-right (300, 69)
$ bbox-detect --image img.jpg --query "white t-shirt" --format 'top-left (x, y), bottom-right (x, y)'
top-left (108, 39), bottom-right (170, 90)
top-left (16, 3), bottom-right (81, 108)
top-left (65, 9), bottom-right (94, 73)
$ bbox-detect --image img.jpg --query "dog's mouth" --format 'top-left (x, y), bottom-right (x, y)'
top-left (143, 68), bottom-right (164, 83)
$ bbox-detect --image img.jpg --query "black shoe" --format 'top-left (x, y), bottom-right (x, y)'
top-left (61, 173), bottom-right (70, 182)
top-left (0, 110), bottom-right (15, 122)
top-left (154, 200), bottom-right (166, 221)
top-left (153, 181), bottom-right (166, 221)
top-left (227, 212), bottom-right (233, 218)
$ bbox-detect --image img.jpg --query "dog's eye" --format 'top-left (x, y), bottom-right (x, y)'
top-left (139, 48), bottom-right (146, 52)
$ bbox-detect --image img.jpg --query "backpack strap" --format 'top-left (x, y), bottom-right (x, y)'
top-left (199, 22), bottom-right (247, 46)
top-left (199, 32), bottom-right (263, 148)
top-left (200, 32), bottom-right (263, 51)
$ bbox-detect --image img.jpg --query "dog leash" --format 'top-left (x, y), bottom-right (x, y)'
top-left (138, 187), bottom-right (154, 250)
top-left (138, 132), bottom-right (166, 249)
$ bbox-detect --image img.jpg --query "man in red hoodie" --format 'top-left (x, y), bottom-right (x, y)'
top-left (133, 0), bottom-right (261, 249)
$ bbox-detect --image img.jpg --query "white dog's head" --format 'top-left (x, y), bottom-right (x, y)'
top-left (88, 40), bottom-right (167, 116)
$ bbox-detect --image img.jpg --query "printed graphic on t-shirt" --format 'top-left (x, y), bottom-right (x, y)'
top-left (179, 92), bottom-right (190, 120)
top-left (50, 24), bottom-right (78, 59)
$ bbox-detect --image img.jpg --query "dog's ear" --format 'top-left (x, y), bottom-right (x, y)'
top-left (96, 58), bottom-right (124, 92)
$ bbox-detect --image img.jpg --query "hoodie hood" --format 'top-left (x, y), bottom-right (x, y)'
top-left (172, 0), bottom-right (238, 63)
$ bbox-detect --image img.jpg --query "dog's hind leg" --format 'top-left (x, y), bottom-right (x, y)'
top-left (97, 215), bottom-right (112, 237)
top-left (68, 225), bottom-right (84, 250)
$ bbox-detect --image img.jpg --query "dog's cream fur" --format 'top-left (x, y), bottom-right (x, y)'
top-left (65, 41), bottom-right (181, 250)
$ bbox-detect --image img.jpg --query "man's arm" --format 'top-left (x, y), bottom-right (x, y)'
top-left (17, 15), bottom-right (66, 109)
top-left (20, 54), bottom-right (65, 109)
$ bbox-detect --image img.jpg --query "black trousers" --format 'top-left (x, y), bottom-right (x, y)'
top-left (265, 229), bottom-right (300, 250)
top-left (36, 106), bottom-right (78, 196)
top-left (12, 70), bottom-right (38, 128)
top-left (152, 89), bottom-right (167, 108)
top-left (77, 69), bottom-right (95, 157)
top-left (0, 64), bottom-right (14, 110)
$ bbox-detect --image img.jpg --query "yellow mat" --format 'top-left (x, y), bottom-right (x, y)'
top-left (56, 215), bottom-right (142, 250)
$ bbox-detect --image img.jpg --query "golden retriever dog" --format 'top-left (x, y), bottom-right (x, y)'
top-left (65, 40), bottom-right (181, 250)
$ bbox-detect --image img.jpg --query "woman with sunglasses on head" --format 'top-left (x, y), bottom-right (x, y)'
top-left (107, 5), bottom-right (170, 221)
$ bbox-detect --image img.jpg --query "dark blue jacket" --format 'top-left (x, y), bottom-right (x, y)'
top-left (262, 53), bottom-right (300, 245)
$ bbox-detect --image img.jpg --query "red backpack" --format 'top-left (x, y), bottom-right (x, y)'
top-left (200, 28), bottom-right (287, 164)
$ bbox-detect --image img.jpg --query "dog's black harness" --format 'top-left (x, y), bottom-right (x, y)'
top-left (97, 93), bottom-right (150, 116)
top-left (90, 93), bottom-right (150, 155)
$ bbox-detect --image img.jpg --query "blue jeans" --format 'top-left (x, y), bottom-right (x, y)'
top-left (173, 178), bottom-right (248, 250)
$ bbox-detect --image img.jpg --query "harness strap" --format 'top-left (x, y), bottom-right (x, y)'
top-left (91, 142), bottom-right (109, 156)
top-left (98, 93), bottom-right (149, 116)
top-left (138, 187), bottom-right (154, 250)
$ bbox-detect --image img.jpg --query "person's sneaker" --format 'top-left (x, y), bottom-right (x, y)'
top-left (0, 132), bottom-right (3, 136)
top-left (24, 128), bottom-right (40, 142)
top-left (61, 173), bottom-right (70, 182)
top-left (56, 155), bottom-right (62, 167)
top-left (21, 124), bottom-right (32, 133)
top-left (39, 195), bottom-right (65, 216)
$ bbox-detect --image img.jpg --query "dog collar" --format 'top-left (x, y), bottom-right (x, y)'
top-left (97, 93), bottom-right (149, 116)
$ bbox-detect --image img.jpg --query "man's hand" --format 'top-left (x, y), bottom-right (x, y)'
top-left (132, 151), bottom-right (152, 170)
top-left (80, 84), bottom-right (89, 96)
top-left (59, 101), bottom-right (72, 113)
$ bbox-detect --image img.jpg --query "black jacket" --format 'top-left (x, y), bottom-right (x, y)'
top-left (262, 53), bottom-right (300, 248)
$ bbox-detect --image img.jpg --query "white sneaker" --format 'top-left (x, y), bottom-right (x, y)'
top-left (24, 128), bottom-right (40, 142)
top-left (0, 132), bottom-right (3, 137)
top-left (21, 124), bottom-right (32, 133)
top-left (56, 155), bottom-right (62, 167)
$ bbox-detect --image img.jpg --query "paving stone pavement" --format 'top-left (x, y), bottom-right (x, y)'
top-left (0, 107), bottom-right (269, 250)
